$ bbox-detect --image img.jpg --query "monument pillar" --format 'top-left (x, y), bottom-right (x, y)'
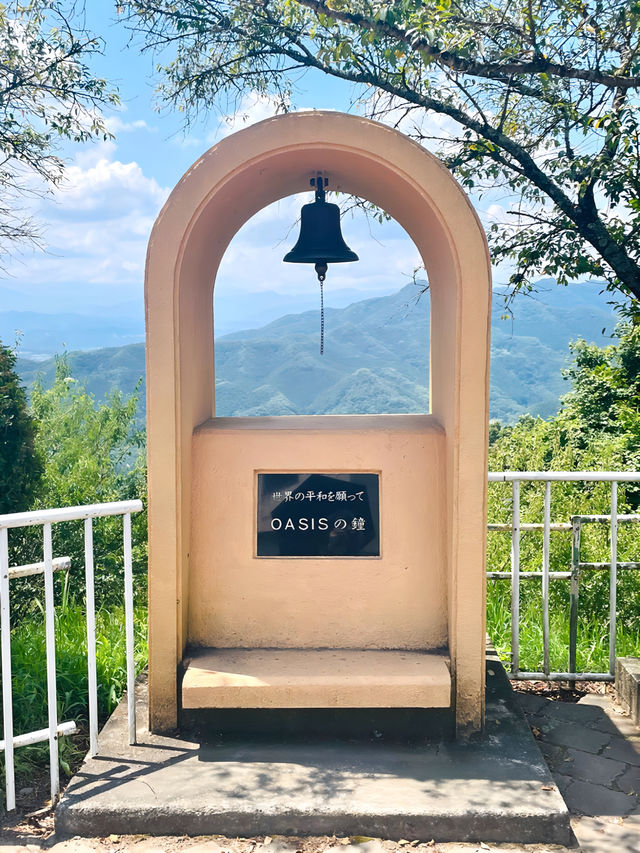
top-left (144, 111), bottom-right (491, 736)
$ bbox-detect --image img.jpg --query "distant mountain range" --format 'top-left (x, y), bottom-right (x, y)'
top-left (0, 282), bottom-right (145, 358)
top-left (13, 280), bottom-right (618, 424)
top-left (0, 282), bottom-right (397, 355)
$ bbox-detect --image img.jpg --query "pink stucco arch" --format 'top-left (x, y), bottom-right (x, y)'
top-left (145, 111), bottom-right (491, 734)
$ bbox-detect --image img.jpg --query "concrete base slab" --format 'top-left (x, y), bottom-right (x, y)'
top-left (55, 656), bottom-right (570, 845)
top-left (615, 657), bottom-right (640, 727)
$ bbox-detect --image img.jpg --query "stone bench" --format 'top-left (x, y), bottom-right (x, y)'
top-left (182, 648), bottom-right (451, 709)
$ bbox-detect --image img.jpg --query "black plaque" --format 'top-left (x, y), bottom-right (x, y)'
top-left (257, 472), bottom-right (380, 558)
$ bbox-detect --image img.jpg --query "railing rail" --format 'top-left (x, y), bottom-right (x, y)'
top-left (0, 499), bottom-right (143, 812)
top-left (1, 479), bottom-right (636, 807)
top-left (488, 471), bottom-right (640, 482)
top-left (487, 472), bottom-right (640, 684)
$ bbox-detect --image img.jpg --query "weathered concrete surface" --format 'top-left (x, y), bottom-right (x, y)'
top-left (616, 657), bottom-right (640, 727)
top-left (54, 659), bottom-right (570, 845)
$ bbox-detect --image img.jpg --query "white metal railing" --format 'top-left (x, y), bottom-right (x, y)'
top-left (0, 500), bottom-right (143, 811)
top-left (1, 478), bottom-right (636, 805)
top-left (488, 472), bottom-right (640, 683)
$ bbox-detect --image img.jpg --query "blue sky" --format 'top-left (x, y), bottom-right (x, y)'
top-left (3, 1), bottom-right (516, 340)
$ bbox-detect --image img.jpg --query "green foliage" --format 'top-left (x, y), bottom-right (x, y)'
top-left (487, 580), bottom-right (640, 673)
top-left (8, 354), bottom-right (147, 618)
top-left (0, 353), bottom-right (148, 792)
top-left (0, 339), bottom-right (43, 513)
top-left (0, 1), bottom-right (119, 262)
top-left (123, 0), bottom-right (640, 306)
top-left (487, 322), bottom-right (640, 669)
top-left (563, 326), bottom-right (640, 462)
top-left (30, 354), bottom-right (146, 508)
top-left (488, 420), bottom-right (503, 446)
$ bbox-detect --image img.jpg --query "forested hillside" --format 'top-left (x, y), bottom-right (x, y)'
top-left (15, 282), bottom-right (616, 423)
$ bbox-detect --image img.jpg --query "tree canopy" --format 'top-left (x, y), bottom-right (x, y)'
top-left (0, 1), bottom-right (119, 264)
top-left (490, 320), bottom-right (640, 477)
top-left (0, 340), bottom-right (43, 513)
top-left (123, 0), bottom-right (640, 307)
top-left (8, 354), bottom-right (147, 615)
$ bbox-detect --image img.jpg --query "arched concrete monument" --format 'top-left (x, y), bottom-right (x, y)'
top-left (145, 111), bottom-right (491, 736)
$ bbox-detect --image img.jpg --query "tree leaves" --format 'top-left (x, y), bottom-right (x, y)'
top-left (0, 339), bottom-right (43, 514)
top-left (121, 0), bottom-right (640, 305)
top-left (0, 1), bottom-right (120, 264)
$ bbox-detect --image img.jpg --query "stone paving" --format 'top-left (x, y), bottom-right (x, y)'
top-left (516, 690), bottom-right (640, 852)
top-left (1, 689), bottom-right (638, 852)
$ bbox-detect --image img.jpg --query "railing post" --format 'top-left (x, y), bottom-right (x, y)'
top-left (510, 480), bottom-right (521, 676)
top-left (43, 522), bottom-right (60, 803)
top-left (610, 481), bottom-right (618, 676)
top-left (0, 527), bottom-right (15, 811)
top-left (123, 512), bottom-right (136, 746)
top-left (84, 518), bottom-right (99, 756)
top-left (569, 517), bottom-right (581, 675)
top-left (542, 481), bottom-right (551, 676)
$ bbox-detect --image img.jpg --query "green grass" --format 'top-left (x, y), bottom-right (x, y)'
top-left (487, 577), bottom-right (640, 674)
top-left (486, 482), bottom-right (640, 674)
top-left (1, 602), bottom-right (147, 788)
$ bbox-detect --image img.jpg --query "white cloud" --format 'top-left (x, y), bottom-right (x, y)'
top-left (104, 116), bottom-right (156, 135)
top-left (73, 139), bottom-right (118, 170)
top-left (4, 145), bottom-right (170, 292)
top-left (49, 158), bottom-right (168, 217)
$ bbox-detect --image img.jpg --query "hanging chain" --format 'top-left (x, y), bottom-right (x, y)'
top-left (319, 278), bottom-right (324, 355)
top-left (315, 261), bottom-right (328, 356)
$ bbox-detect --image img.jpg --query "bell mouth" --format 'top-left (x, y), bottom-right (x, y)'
top-left (283, 250), bottom-right (359, 264)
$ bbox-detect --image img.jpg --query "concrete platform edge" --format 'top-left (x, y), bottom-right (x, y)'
top-left (54, 806), bottom-right (569, 844)
top-left (55, 654), bottom-right (571, 845)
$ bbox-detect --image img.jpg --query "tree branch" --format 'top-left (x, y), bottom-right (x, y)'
top-left (294, 0), bottom-right (640, 90)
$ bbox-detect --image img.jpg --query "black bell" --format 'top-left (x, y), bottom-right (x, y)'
top-left (283, 175), bottom-right (358, 356)
top-left (283, 175), bottom-right (358, 280)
